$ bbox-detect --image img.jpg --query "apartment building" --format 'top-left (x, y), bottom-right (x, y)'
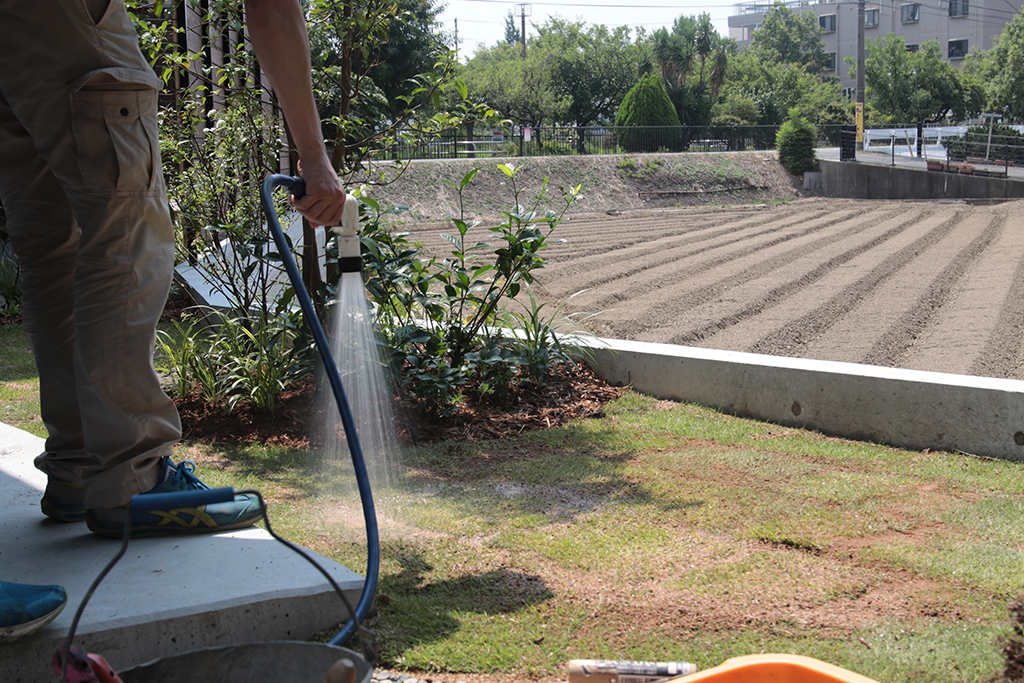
top-left (728, 0), bottom-right (1024, 92)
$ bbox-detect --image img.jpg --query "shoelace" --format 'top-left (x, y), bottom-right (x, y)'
top-left (168, 460), bottom-right (209, 491)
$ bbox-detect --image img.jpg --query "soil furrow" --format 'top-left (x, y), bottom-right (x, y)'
top-left (561, 207), bottom-right (885, 324)
top-left (664, 206), bottom-right (946, 348)
top-left (861, 213), bottom-right (1003, 368)
top-left (541, 206), bottom-right (819, 263)
top-left (652, 207), bottom-right (928, 350)
top-left (538, 208), bottom-right (842, 304)
top-left (794, 209), bottom-right (991, 364)
top-left (715, 206), bottom-right (956, 355)
top-left (967, 213), bottom-right (1024, 379)
top-left (621, 207), bottom-right (910, 343)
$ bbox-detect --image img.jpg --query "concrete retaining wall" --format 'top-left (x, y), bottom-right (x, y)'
top-left (579, 337), bottom-right (1024, 461)
top-left (820, 159), bottom-right (1024, 200)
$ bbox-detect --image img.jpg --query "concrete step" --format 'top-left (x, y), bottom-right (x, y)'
top-left (0, 423), bottom-right (365, 683)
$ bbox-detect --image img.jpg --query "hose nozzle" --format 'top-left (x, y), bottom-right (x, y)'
top-left (331, 194), bottom-right (361, 273)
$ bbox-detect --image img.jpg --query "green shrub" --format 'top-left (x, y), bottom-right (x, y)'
top-left (776, 111), bottom-right (818, 175)
top-left (615, 73), bottom-right (680, 153)
top-left (359, 164), bottom-right (589, 418)
top-left (156, 309), bottom-right (313, 413)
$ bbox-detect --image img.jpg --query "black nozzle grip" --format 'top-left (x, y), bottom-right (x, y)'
top-left (286, 176), bottom-right (306, 200)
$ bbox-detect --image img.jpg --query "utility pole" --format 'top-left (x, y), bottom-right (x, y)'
top-left (515, 3), bottom-right (530, 58)
top-left (856, 0), bottom-right (865, 148)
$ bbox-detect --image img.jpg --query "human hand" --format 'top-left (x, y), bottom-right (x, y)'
top-left (291, 155), bottom-right (346, 228)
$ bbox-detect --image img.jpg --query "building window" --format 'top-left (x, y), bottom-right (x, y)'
top-left (906, 43), bottom-right (919, 52)
top-left (865, 9), bottom-right (879, 26)
top-left (901, 3), bottom-right (920, 21)
top-left (949, 0), bottom-right (968, 17)
top-left (820, 14), bottom-right (837, 31)
top-left (824, 52), bottom-right (836, 70)
top-left (948, 38), bottom-right (968, 58)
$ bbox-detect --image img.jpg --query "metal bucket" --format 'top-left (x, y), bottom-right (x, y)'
top-left (119, 641), bottom-right (373, 683)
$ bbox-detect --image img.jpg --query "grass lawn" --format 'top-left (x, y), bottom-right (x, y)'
top-left (2, 322), bottom-right (1021, 682)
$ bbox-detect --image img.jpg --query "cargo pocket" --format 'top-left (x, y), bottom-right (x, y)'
top-left (69, 68), bottom-right (162, 195)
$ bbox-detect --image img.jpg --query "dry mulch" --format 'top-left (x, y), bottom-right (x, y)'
top-left (175, 362), bottom-right (622, 448)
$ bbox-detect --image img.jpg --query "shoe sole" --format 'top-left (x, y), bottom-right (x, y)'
top-left (41, 497), bottom-right (86, 523)
top-left (0, 596), bottom-right (67, 642)
top-left (85, 513), bottom-right (260, 539)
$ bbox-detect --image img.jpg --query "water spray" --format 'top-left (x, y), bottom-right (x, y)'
top-left (259, 175), bottom-right (379, 647)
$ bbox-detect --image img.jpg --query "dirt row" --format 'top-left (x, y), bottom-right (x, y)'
top-left (408, 197), bottom-right (1024, 381)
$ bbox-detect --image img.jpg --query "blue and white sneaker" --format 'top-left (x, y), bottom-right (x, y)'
top-left (85, 458), bottom-right (262, 538)
top-left (0, 581), bottom-right (67, 642)
top-left (41, 476), bottom-right (86, 523)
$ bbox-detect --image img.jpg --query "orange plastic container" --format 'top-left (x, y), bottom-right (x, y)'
top-left (666, 654), bottom-right (880, 683)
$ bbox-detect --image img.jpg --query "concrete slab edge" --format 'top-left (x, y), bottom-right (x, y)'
top-left (577, 336), bottom-right (1024, 461)
top-left (12, 589), bottom-right (362, 683)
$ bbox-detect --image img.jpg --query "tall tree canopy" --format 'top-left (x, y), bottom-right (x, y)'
top-left (460, 41), bottom-right (566, 129)
top-left (503, 10), bottom-right (520, 46)
top-left (721, 49), bottom-right (848, 125)
top-left (532, 17), bottom-right (645, 131)
top-left (749, 2), bottom-right (827, 72)
top-left (972, 9), bottom-right (1024, 121)
top-left (861, 35), bottom-right (982, 123)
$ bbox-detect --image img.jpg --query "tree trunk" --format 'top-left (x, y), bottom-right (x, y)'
top-left (330, 0), bottom-right (354, 173)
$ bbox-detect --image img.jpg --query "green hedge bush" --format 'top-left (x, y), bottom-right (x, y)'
top-left (615, 73), bottom-right (681, 153)
top-left (776, 112), bottom-right (818, 175)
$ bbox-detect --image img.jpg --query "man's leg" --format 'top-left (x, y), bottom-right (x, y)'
top-left (0, 95), bottom-right (85, 476)
top-left (0, 0), bottom-right (260, 537)
top-left (0, 0), bottom-right (176, 508)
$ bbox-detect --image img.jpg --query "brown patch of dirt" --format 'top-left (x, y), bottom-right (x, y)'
top-left (359, 152), bottom-right (806, 222)
top-left (175, 379), bottom-right (323, 448)
top-left (174, 363), bottom-right (621, 448)
top-left (404, 195), bottom-right (1024, 380)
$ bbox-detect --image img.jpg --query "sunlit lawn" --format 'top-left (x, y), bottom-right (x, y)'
top-left (2, 321), bottom-right (1021, 682)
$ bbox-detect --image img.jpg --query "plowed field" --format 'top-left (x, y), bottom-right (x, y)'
top-left (413, 197), bottom-right (1024, 381)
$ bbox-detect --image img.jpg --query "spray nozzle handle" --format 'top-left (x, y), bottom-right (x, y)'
top-left (130, 487), bottom-right (236, 512)
top-left (285, 176), bottom-right (306, 200)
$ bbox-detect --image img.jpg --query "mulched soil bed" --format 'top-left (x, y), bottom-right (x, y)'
top-left (175, 362), bottom-right (622, 448)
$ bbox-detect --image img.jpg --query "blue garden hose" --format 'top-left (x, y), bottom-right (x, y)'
top-left (260, 174), bottom-right (380, 647)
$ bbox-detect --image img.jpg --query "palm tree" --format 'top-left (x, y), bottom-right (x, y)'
top-left (651, 13), bottom-right (727, 127)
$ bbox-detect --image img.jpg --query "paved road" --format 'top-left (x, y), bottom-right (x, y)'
top-left (817, 146), bottom-right (1024, 181)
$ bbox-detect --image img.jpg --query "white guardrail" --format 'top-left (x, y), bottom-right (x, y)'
top-left (863, 125), bottom-right (1024, 159)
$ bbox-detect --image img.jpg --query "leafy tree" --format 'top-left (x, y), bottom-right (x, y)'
top-left (460, 41), bottom-right (566, 131)
top-left (615, 72), bottom-right (680, 151)
top-left (364, 0), bottom-right (449, 119)
top-left (859, 35), bottom-right (981, 123)
top-left (503, 10), bottom-right (520, 46)
top-left (307, 0), bottom-right (475, 173)
top-left (749, 2), bottom-right (827, 72)
top-left (974, 9), bottom-right (1024, 121)
top-left (711, 94), bottom-right (760, 125)
top-left (533, 17), bottom-right (645, 150)
top-left (721, 49), bottom-right (845, 125)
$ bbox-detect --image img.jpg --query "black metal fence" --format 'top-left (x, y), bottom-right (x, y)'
top-left (944, 132), bottom-right (1024, 166)
top-left (386, 124), bottom-right (852, 161)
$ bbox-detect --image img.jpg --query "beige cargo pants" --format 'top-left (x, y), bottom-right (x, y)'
top-left (0, 0), bottom-right (179, 508)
